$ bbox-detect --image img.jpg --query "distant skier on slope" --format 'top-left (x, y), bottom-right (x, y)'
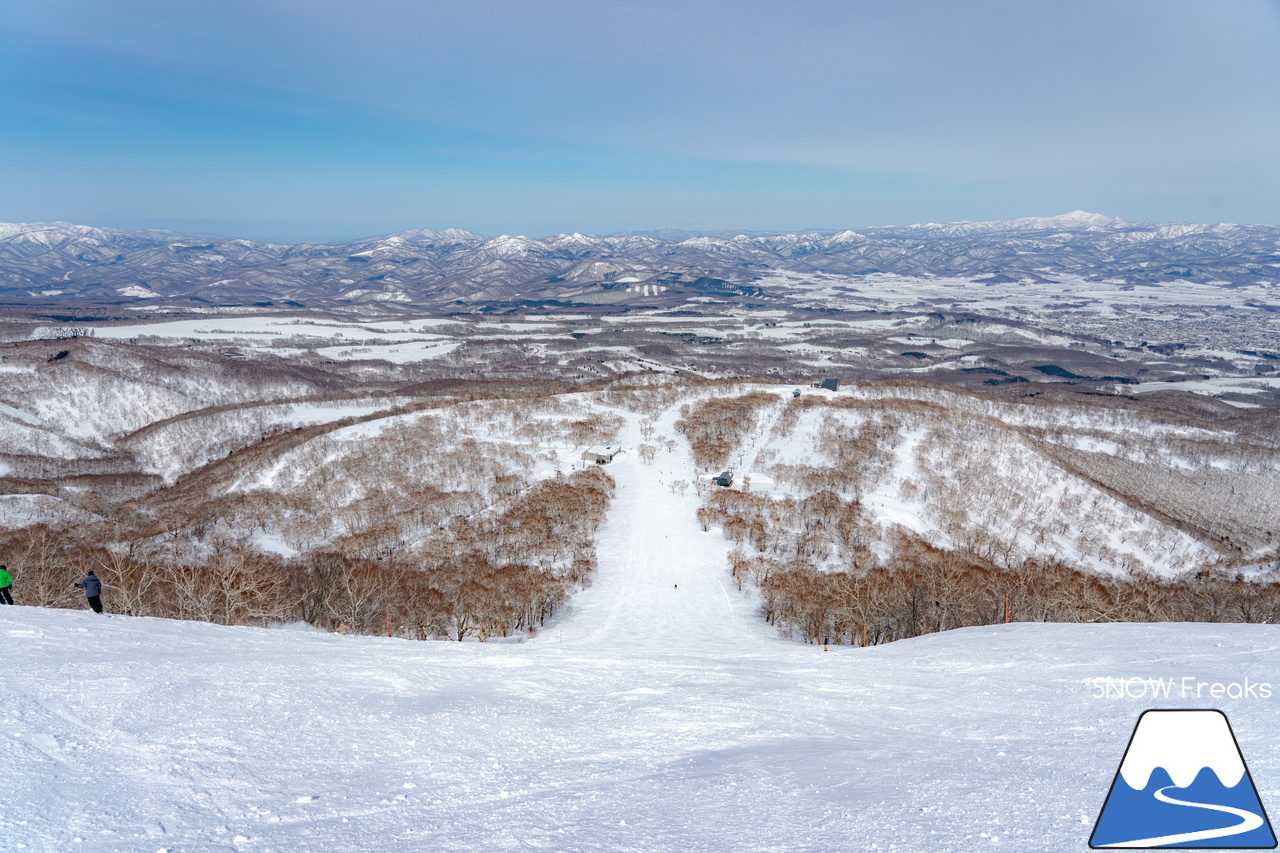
top-left (0, 564), bottom-right (13, 605)
top-left (75, 571), bottom-right (104, 613)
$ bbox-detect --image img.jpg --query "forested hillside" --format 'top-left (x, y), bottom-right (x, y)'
top-left (2, 337), bottom-right (1277, 644)
top-left (681, 384), bottom-right (1280, 644)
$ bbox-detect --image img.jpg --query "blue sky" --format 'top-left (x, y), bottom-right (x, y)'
top-left (3, 0), bottom-right (1279, 239)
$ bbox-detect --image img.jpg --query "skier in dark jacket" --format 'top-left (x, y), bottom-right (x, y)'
top-left (75, 571), bottom-right (103, 613)
top-left (0, 564), bottom-right (12, 605)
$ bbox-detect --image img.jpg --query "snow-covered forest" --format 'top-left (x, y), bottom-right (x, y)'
top-left (1, 336), bottom-right (1278, 645)
top-left (0, 338), bottom-right (628, 639)
top-left (680, 385), bottom-right (1280, 643)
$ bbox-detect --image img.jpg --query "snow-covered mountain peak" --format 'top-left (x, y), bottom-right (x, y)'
top-left (545, 232), bottom-right (602, 251)
top-left (1048, 211), bottom-right (1126, 229)
top-left (481, 235), bottom-right (548, 258)
top-left (981, 211), bottom-right (1128, 232)
top-left (0, 221), bottom-right (119, 243)
top-left (1055, 210), bottom-right (1118, 226)
top-left (387, 227), bottom-right (485, 243)
top-left (0, 222), bottom-right (37, 240)
top-left (676, 236), bottom-right (734, 249)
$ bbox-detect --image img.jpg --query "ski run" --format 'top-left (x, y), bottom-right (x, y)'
top-left (4, 409), bottom-right (1279, 852)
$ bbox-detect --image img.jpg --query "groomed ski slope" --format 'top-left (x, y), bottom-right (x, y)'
top-left (4, 423), bottom-right (1280, 852)
top-left (551, 410), bottom-right (772, 650)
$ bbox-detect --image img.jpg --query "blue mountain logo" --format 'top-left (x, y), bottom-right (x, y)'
top-left (1091, 709), bottom-right (1276, 848)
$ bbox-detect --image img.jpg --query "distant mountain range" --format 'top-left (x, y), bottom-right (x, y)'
top-left (1, 211), bottom-right (1277, 310)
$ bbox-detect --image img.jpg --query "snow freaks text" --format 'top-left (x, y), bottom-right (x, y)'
top-left (1089, 677), bottom-right (1273, 701)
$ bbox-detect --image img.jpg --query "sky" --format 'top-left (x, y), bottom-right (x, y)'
top-left (3, 0), bottom-right (1280, 240)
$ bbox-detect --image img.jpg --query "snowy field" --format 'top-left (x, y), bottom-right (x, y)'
top-left (756, 271), bottom-right (1280, 315)
top-left (1130, 376), bottom-right (1280, 396)
top-left (4, 420), bottom-right (1280, 852)
top-left (5, 615), bottom-right (1277, 851)
top-left (312, 341), bottom-right (462, 363)
top-left (85, 317), bottom-right (461, 343)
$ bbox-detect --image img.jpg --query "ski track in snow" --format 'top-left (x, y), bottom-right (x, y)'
top-left (552, 408), bottom-right (772, 650)
top-left (4, 400), bottom-right (1280, 851)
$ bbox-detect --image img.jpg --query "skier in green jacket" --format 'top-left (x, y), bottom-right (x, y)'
top-left (0, 564), bottom-right (13, 605)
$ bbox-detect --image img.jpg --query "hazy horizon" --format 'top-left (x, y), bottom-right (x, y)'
top-left (7, 208), bottom-right (1275, 245)
top-left (5, 1), bottom-right (1279, 238)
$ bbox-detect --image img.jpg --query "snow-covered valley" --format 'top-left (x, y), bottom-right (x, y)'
top-left (4, 438), bottom-right (1280, 852)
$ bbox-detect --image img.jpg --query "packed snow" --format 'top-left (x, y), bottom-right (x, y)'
top-left (6, 612), bottom-right (1278, 850)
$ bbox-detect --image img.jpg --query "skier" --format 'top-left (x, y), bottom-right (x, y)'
top-left (0, 564), bottom-right (12, 605)
top-left (75, 570), bottom-right (104, 614)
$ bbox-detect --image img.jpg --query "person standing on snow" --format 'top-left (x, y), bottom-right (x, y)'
top-left (75, 570), bottom-right (103, 613)
top-left (0, 564), bottom-right (12, 605)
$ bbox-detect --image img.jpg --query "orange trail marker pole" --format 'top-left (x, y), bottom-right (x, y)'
top-left (386, 609), bottom-right (391, 637)
top-left (1004, 593), bottom-right (1009, 624)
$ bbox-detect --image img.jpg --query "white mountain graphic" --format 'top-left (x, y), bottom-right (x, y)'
top-left (1091, 710), bottom-right (1275, 849)
top-left (1119, 710), bottom-right (1246, 790)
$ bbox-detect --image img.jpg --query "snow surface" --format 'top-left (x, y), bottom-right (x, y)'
top-left (4, 419), bottom-right (1280, 851)
top-left (91, 317), bottom-right (447, 345)
top-left (556, 415), bottom-right (769, 648)
top-left (755, 270), bottom-right (1280, 320)
top-left (1131, 377), bottom-right (1280, 396)
top-left (312, 341), bottom-right (461, 363)
top-left (0, 401), bottom-right (42, 426)
top-left (6, 611), bottom-right (1279, 851)
top-left (859, 426), bottom-right (954, 547)
top-left (115, 286), bottom-right (159, 300)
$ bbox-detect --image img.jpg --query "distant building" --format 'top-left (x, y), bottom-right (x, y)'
top-left (812, 378), bottom-right (840, 391)
top-left (582, 445), bottom-right (621, 465)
